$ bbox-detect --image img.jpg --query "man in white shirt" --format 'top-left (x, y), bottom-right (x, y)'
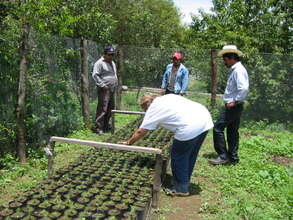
top-left (119, 94), bottom-right (213, 196)
top-left (209, 45), bottom-right (249, 165)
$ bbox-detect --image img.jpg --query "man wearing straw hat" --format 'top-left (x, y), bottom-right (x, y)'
top-left (209, 45), bottom-right (249, 165)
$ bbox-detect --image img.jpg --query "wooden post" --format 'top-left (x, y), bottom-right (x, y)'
top-left (152, 154), bottom-right (163, 209)
top-left (211, 48), bottom-right (217, 108)
top-left (47, 141), bottom-right (55, 178)
top-left (111, 111), bottom-right (115, 134)
top-left (161, 158), bottom-right (170, 183)
top-left (116, 46), bottom-right (124, 110)
top-left (111, 110), bottom-right (145, 115)
top-left (80, 38), bottom-right (91, 129)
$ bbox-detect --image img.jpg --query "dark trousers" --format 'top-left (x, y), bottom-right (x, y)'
top-left (95, 87), bottom-right (115, 132)
top-left (171, 131), bottom-right (208, 193)
top-left (165, 88), bottom-right (175, 95)
top-left (165, 89), bottom-right (182, 95)
top-left (213, 104), bottom-right (243, 162)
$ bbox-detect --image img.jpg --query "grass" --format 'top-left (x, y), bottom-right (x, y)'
top-left (196, 129), bottom-right (293, 220)
top-left (187, 79), bottom-right (208, 93)
top-left (1, 88), bottom-right (292, 220)
top-left (154, 128), bottom-right (292, 220)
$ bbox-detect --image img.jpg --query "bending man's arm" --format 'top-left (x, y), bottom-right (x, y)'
top-left (119, 128), bottom-right (149, 145)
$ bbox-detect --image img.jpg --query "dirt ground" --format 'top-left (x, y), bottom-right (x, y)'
top-left (151, 176), bottom-right (202, 220)
top-left (271, 155), bottom-right (293, 166)
top-left (151, 173), bottom-right (203, 220)
top-left (150, 137), bottom-right (219, 220)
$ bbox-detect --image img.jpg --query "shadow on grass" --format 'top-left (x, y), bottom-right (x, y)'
top-left (162, 173), bottom-right (202, 196)
top-left (189, 183), bottom-right (202, 195)
top-left (202, 152), bottom-right (218, 159)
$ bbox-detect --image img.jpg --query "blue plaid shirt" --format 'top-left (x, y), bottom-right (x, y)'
top-left (161, 63), bottom-right (189, 94)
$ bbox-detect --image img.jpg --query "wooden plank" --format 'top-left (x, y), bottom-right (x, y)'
top-left (111, 110), bottom-right (145, 115)
top-left (152, 154), bottom-right (163, 209)
top-left (50, 136), bottom-right (162, 155)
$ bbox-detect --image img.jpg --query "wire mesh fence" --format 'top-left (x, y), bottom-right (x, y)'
top-left (0, 32), bottom-right (292, 158)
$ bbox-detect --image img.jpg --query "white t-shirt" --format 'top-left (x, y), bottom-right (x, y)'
top-left (140, 94), bottom-right (214, 141)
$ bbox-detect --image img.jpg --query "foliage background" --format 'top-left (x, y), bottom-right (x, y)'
top-left (0, 0), bottom-right (292, 165)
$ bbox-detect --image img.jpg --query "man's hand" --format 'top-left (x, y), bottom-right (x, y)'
top-left (118, 128), bottom-right (148, 146)
top-left (226, 102), bottom-right (236, 109)
top-left (118, 141), bottom-right (129, 145)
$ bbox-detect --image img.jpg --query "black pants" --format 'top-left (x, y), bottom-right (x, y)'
top-left (213, 104), bottom-right (243, 162)
top-left (165, 89), bottom-right (175, 95)
top-left (95, 87), bottom-right (115, 132)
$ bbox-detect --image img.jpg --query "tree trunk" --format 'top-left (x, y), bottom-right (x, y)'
top-left (16, 22), bottom-right (30, 163)
top-left (116, 45), bottom-right (124, 110)
top-left (80, 39), bottom-right (91, 129)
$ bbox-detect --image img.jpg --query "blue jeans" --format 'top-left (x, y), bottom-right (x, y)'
top-left (171, 131), bottom-right (208, 193)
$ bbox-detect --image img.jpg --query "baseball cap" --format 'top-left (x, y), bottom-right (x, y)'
top-left (172, 52), bottom-right (183, 60)
top-left (104, 46), bottom-right (115, 54)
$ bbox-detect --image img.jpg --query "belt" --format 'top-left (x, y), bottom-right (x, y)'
top-left (235, 101), bottom-right (244, 105)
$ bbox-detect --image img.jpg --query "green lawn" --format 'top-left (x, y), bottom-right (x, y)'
top-left (196, 129), bottom-right (292, 220)
top-left (0, 92), bottom-right (292, 220)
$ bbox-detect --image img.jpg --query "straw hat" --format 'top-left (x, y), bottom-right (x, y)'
top-left (218, 45), bottom-right (244, 57)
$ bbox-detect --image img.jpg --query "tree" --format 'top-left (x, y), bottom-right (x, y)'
top-left (187, 0), bottom-right (292, 54)
top-left (1, 0), bottom-right (115, 162)
top-left (15, 0), bottom-right (30, 163)
top-left (80, 38), bottom-right (90, 128)
top-left (27, 0), bottom-right (114, 128)
top-left (98, 0), bottom-right (184, 108)
top-left (16, 21), bottom-right (29, 163)
top-left (185, 0), bottom-right (293, 123)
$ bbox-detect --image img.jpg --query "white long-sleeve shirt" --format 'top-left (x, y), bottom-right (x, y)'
top-left (223, 62), bottom-right (249, 103)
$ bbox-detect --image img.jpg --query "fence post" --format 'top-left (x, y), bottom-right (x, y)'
top-left (152, 154), bottom-right (163, 209)
top-left (211, 48), bottom-right (217, 108)
top-left (47, 141), bottom-right (55, 178)
top-left (116, 45), bottom-right (124, 110)
top-left (111, 111), bottom-right (115, 134)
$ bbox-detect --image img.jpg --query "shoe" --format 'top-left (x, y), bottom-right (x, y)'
top-left (95, 130), bottom-right (105, 135)
top-left (104, 125), bottom-right (112, 132)
top-left (209, 156), bottom-right (230, 165)
top-left (163, 187), bottom-right (190, 197)
top-left (230, 159), bottom-right (239, 164)
top-left (175, 191), bottom-right (190, 197)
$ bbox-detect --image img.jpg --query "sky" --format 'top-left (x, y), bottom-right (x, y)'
top-left (173, 0), bottom-right (213, 24)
